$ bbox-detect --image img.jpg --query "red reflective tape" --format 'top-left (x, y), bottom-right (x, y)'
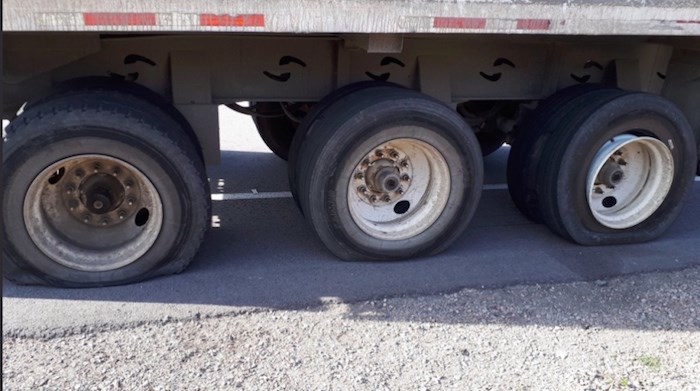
top-left (516, 19), bottom-right (551, 30)
top-left (83, 12), bottom-right (156, 26)
top-left (200, 13), bottom-right (265, 27)
top-left (433, 17), bottom-right (486, 29)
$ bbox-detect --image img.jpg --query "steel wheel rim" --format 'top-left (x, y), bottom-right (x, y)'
top-left (23, 154), bottom-right (163, 271)
top-left (347, 138), bottom-right (451, 241)
top-left (586, 134), bottom-right (674, 229)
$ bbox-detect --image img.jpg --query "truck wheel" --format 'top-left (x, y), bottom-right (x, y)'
top-left (536, 92), bottom-right (697, 245)
top-left (2, 91), bottom-right (210, 287)
top-left (251, 102), bottom-right (297, 160)
top-left (288, 81), bottom-right (400, 210)
top-left (506, 84), bottom-right (621, 222)
top-left (295, 87), bottom-right (483, 260)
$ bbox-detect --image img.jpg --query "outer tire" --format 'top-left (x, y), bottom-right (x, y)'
top-left (295, 86), bottom-right (483, 261)
top-left (536, 92), bottom-right (696, 245)
top-left (25, 76), bottom-right (204, 162)
top-left (2, 91), bottom-right (210, 287)
top-left (506, 84), bottom-right (624, 222)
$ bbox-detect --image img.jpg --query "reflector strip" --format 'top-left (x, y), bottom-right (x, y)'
top-left (200, 14), bottom-right (265, 27)
top-left (516, 19), bottom-right (551, 30)
top-left (433, 17), bottom-right (486, 29)
top-left (83, 12), bottom-right (156, 26)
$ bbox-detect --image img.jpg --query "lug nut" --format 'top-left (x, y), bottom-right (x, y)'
top-left (74, 169), bottom-right (84, 179)
top-left (396, 187), bottom-right (404, 195)
top-left (101, 218), bottom-right (109, 226)
top-left (362, 159), bottom-right (371, 167)
top-left (369, 195), bottom-right (378, 203)
top-left (93, 164), bottom-right (101, 173)
top-left (382, 195), bottom-right (391, 202)
top-left (125, 181), bottom-right (133, 190)
top-left (401, 174), bottom-right (410, 181)
top-left (355, 172), bottom-right (364, 180)
top-left (118, 210), bottom-right (127, 220)
top-left (400, 160), bottom-right (409, 168)
top-left (65, 185), bottom-right (75, 194)
top-left (357, 186), bottom-right (368, 194)
top-left (127, 197), bottom-right (135, 206)
top-left (390, 150), bottom-right (400, 159)
top-left (69, 200), bottom-right (79, 211)
top-left (375, 150), bottom-right (384, 157)
top-left (82, 214), bottom-right (91, 223)
top-left (112, 168), bottom-right (120, 176)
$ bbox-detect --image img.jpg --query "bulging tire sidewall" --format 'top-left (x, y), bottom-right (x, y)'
top-left (553, 94), bottom-right (696, 245)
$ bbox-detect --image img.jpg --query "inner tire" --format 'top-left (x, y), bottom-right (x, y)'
top-left (295, 86), bottom-right (483, 261)
top-left (288, 81), bottom-right (401, 211)
top-left (251, 102), bottom-right (297, 161)
top-left (477, 130), bottom-right (507, 157)
top-left (536, 92), bottom-right (696, 245)
top-left (506, 84), bottom-right (623, 223)
top-left (2, 91), bottom-right (210, 287)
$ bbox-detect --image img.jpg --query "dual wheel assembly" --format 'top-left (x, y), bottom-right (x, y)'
top-left (288, 83), bottom-right (484, 260)
top-left (507, 85), bottom-right (697, 245)
top-left (2, 81), bottom-right (210, 287)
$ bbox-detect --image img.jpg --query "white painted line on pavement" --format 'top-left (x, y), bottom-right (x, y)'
top-left (211, 184), bottom-right (510, 201)
top-left (211, 191), bottom-right (292, 201)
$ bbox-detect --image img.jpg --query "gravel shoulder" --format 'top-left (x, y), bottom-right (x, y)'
top-left (4, 267), bottom-right (700, 391)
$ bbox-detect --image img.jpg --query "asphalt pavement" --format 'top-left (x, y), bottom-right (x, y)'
top-left (2, 107), bottom-right (699, 337)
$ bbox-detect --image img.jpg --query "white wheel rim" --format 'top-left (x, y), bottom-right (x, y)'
top-left (586, 134), bottom-right (674, 229)
top-left (347, 138), bottom-right (451, 241)
top-left (24, 155), bottom-right (163, 272)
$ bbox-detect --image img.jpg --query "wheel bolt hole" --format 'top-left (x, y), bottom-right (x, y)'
top-left (394, 200), bottom-right (410, 215)
top-left (135, 208), bottom-right (150, 227)
top-left (602, 196), bottom-right (617, 208)
top-left (48, 167), bottom-right (65, 184)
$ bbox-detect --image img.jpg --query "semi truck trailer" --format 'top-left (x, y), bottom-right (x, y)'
top-left (2, 0), bottom-right (699, 287)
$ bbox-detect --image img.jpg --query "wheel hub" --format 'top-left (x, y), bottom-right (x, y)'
top-left (346, 136), bottom-right (452, 241)
top-left (62, 161), bottom-right (140, 227)
top-left (352, 146), bottom-right (412, 206)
